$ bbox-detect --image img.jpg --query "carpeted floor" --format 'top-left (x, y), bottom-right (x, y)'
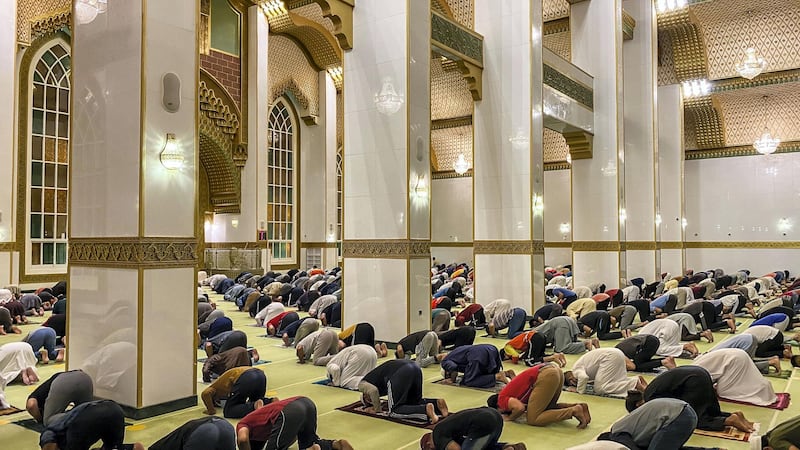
top-left (2, 289), bottom-right (799, 449)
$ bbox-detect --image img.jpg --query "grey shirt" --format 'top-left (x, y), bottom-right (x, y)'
top-left (611, 398), bottom-right (688, 448)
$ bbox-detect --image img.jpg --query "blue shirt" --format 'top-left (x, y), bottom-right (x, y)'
top-left (650, 294), bottom-right (669, 312)
top-left (552, 288), bottom-right (575, 298)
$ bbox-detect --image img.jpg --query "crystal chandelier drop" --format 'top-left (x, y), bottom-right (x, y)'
top-left (75, 0), bottom-right (107, 25)
top-left (453, 153), bottom-right (469, 175)
top-left (736, 47), bottom-right (768, 80)
top-left (374, 77), bottom-right (404, 115)
top-left (753, 95), bottom-right (779, 155)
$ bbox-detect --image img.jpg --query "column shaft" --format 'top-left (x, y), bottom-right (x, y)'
top-left (657, 85), bottom-right (685, 275)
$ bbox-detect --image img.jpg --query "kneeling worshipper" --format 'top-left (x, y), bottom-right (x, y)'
top-left (628, 365), bottom-right (755, 433)
top-left (253, 299), bottom-right (285, 327)
top-left (565, 298), bottom-right (596, 321)
top-left (20, 293), bottom-right (45, 316)
top-left (205, 329), bottom-right (249, 358)
top-left (454, 303), bottom-right (486, 328)
top-left (395, 330), bottom-right (445, 368)
top-left (236, 396), bottom-right (353, 450)
top-left (682, 300), bottom-right (736, 333)
top-left (568, 398), bottom-right (699, 450)
top-left (319, 301), bottom-right (342, 327)
top-left (419, 407), bottom-right (527, 450)
top-left (296, 329), bottom-right (340, 366)
top-left (325, 344), bottom-right (378, 390)
top-left (27, 370), bottom-right (93, 425)
top-left (23, 326), bottom-right (65, 364)
top-left (567, 348), bottom-right (646, 396)
top-left (358, 359), bottom-right (449, 424)
top-left (150, 417), bottom-right (235, 450)
top-left (440, 344), bottom-right (514, 388)
top-left (487, 306), bottom-right (527, 338)
top-left (39, 399), bottom-right (143, 450)
top-left (693, 348), bottom-right (778, 406)
top-left (437, 326), bottom-right (477, 350)
top-left (531, 303), bottom-right (563, 326)
top-left (578, 310), bottom-right (623, 340)
top-left (0, 341), bottom-right (39, 385)
top-left (751, 312), bottom-right (791, 331)
top-left (533, 316), bottom-right (598, 354)
top-left (0, 306), bottom-right (22, 335)
top-left (487, 363), bottom-right (590, 428)
top-left (201, 367), bottom-right (270, 418)
top-left (667, 312), bottom-right (713, 342)
top-left (615, 335), bottom-right (676, 373)
top-left (607, 304), bottom-right (645, 335)
top-left (308, 294), bottom-right (338, 319)
top-left (281, 317), bottom-right (321, 347)
top-left (202, 347), bottom-right (255, 382)
top-left (501, 330), bottom-right (567, 367)
top-left (198, 310), bottom-right (226, 339)
top-left (431, 308), bottom-right (451, 332)
top-left (483, 299), bottom-right (513, 327)
top-left (751, 414), bottom-right (800, 450)
top-left (709, 333), bottom-right (783, 374)
top-left (265, 311), bottom-right (298, 336)
top-left (637, 318), bottom-right (700, 358)
top-left (744, 324), bottom-right (793, 358)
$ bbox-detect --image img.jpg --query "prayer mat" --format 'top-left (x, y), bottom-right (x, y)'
top-left (562, 384), bottom-right (626, 399)
top-left (13, 418), bottom-right (133, 433)
top-left (631, 367), bottom-right (668, 376)
top-left (0, 406), bottom-right (23, 416)
top-left (720, 393), bottom-right (790, 410)
top-left (693, 423), bottom-right (759, 442)
top-left (765, 369), bottom-right (793, 379)
top-left (480, 334), bottom-right (511, 340)
top-left (432, 378), bottom-right (503, 393)
top-left (336, 401), bottom-right (435, 430)
top-left (311, 379), bottom-right (358, 391)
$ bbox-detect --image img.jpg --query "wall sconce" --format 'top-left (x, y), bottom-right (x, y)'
top-left (778, 218), bottom-right (792, 233)
top-left (681, 218), bottom-right (688, 229)
top-left (655, 214), bottom-right (662, 226)
top-left (0, 211), bottom-right (8, 241)
top-left (160, 133), bottom-right (184, 170)
top-left (532, 194), bottom-right (544, 215)
top-left (619, 208), bottom-right (627, 223)
top-left (231, 218), bottom-right (239, 229)
top-left (559, 222), bottom-right (570, 235)
top-left (204, 212), bottom-right (215, 229)
top-left (326, 224), bottom-right (336, 242)
top-left (374, 77), bottom-right (404, 115)
top-left (413, 175), bottom-right (428, 199)
top-left (508, 128), bottom-right (529, 149)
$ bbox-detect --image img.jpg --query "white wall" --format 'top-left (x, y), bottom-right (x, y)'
top-left (431, 177), bottom-right (472, 243)
top-left (544, 169), bottom-right (571, 243)
top-left (0, 1), bottom-right (15, 244)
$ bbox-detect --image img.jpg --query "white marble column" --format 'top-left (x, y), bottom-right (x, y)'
top-left (0, 1), bottom-right (16, 284)
top-left (622, 0), bottom-right (658, 281)
top-left (570, 0), bottom-right (624, 287)
top-left (342, 0), bottom-right (431, 342)
top-left (68, 0), bottom-right (198, 417)
top-left (657, 85), bottom-right (685, 275)
top-left (474, 0), bottom-right (545, 313)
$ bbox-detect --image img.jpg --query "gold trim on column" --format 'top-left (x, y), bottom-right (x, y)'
top-left (572, 241), bottom-right (621, 252)
top-left (342, 240), bottom-right (431, 259)
top-left (686, 141), bottom-right (800, 160)
top-left (683, 241), bottom-right (800, 249)
top-left (533, 240), bottom-right (545, 255)
top-left (622, 9), bottom-right (635, 41)
top-left (625, 241), bottom-right (657, 251)
top-left (544, 162), bottom-right (570, 171)
top-left (545, 241), bottom-right (572, 248)
top-left (300, 241), bottom-right (339, 248)
top-left (69, 238), bottom-right (198, 267)
top-left (474, 240), bottom-right (534, 255)
top-left (0, 243), bottom-right (16, 252)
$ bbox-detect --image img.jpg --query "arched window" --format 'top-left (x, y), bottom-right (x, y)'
top-left (267, 100), bottom-right (297, 264)
top-left (28, 42), bottom-right (70, 268)
top-left (336, 148), bottom-right (343, 259)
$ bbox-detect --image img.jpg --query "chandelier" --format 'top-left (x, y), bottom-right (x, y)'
top-left (374, 77), bottom-right (404, 115)
top-left (453, 153), bottom-right (469, 175)
top-left (736, 47), bottom-right (768, 80)
top-left (753, 95), bottom-right (779, 155)
top-left (75, 0), bottom-right (107, 25)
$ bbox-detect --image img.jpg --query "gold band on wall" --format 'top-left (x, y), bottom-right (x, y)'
top-left (69, 238), bottom-right (198, 267)
top-left (0, 243), bottom-right (16, 252)
top-left (474, 240), bottom-right (534, 255)
top-left (342, 240), bottom-right (431, 258)
top-left (430, 242), bottom-right (473, 248)
top-left (544, 241), bottom-right (572, 248)
top-left (205, 241), bottom-right (267, 249)
top-left (300, 242), bottom-right (339, 248)
top-left (572, 241), bottom-right (621, 252)
top-left (625, 241), bottom-right (658, 251)
top-left (684, 241), bottom-right (800, 249)
top-left (658, 241), bottom-right (684, 249)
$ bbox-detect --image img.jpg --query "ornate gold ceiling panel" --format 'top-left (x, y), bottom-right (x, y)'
top-left (292, 2), bottom-right (337, 34)
top-left (268, 11), bottom-right (342, 71)
top-left (657, 31), bottom-right (680, 86)
top-left (691, 0), bottom-right (800, 80)
top-left (431, 57), bottom-right (473, 121)
top-left (657, 10), bottom-right (708, 82)
top-left (17, 0), bottom-right (70, 45)
top-left (431, 125), bottom-right (472, 174)
top-left (544, 128), bottom-right (569, 163)
top-left (268, 35), bottom-right (320, 123)
top-left (284, 0), bottom-right (354, 50)
top-left (445, 0), bottom-right (474, 29)
top-left (543, 31), bottom-right (571, 62)
top-left (683, 96), bottom-right (725, 149)
top-left (544, 0), bottom-right (570, 22)
top-left (715, 82), bottom-right (800, 147)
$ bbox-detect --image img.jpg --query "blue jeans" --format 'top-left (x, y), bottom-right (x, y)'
top-left (506, 308), bottom-right (527, 339)
top-left (27, 327), bottom-right (58, 360)
top-left (648, 405), bottom-right (697, 450)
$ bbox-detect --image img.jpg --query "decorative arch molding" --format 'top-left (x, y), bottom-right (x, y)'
top-left (268, 35), bottom-right (320, 124)
top-left (657, 9), bottom-right (709, 82)
top-left (684, 96), bottom-right (726, 150)
top-left (269, 12), bottom-right (343, 71)
top-left (199, 70), bottom-right (246, 214)
top-left (285, 0), bottom-right (355, 51)
top-left (16, 0), bottom-right (70, 46)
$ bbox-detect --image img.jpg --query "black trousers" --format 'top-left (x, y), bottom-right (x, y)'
top-left (616, 335), bottom-right (662, 372)
top-left (218, 330), bottom-right (248, 354)
top-left (63, 400), bottom-right (126, 450)
top-left (253, 397), bottom-right (321, 450)
top-left (755, 332), bottom-right (785, 358)
top-left (224, 368), bottom-right (267, 419)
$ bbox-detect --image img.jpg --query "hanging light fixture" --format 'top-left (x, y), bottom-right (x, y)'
top-left (374, 77), bottom-right (404, 115)
top-left (160, 133), bottom-right (185, 170)
top-left (753, 95), bottom-right (780, 156)
top-left (75, 0), bottom-right (107, 25)
top-left (453, 153), bottom-right (469, 175)
top-left (736, 47), bottom-right (768, 80)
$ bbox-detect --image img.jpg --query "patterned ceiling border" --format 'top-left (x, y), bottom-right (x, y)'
top-left (342, 240), bottom-right (431, 259)
top-left (544, 18), bottom-right (570, 35)
top-left (711, 69), bottom-right (800, 93)
top-left (16, 0), bottom-right (70, 45)
top-left (657, 10), bottom-right (708, 82)
top-left (70, 238), bottom-right (198, 267)
top-left (474, 241), bottom-right (534, 255)
top-left (544, 162), bottom-right (570, 171)
top-left (684, 96), bottom-right (725, 149)
top-left (572, 241), bottom-right (621, 252)
top-left (432, 116), bottom-right (472, 130)
top-left (431, 12), bottom-right (483, 67)
top-left (432, 170), bottom-right (473, 179)
top-left (685, 140), bottom-right (800, 160)
top-left (544, 65), bottom-right (594, 110)
top-left (30, 10), bottom-right (70, 43)
top-left (284, 0), bottom-right (354, 51)
top-left (684, 241), bottom-right (800, 249)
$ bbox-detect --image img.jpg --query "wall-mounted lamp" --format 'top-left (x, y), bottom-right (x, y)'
top-left (231, 218), bottom-right (239, 229)
top-left (778, 218), bottom-right (792, 233)
top-left (655, 214), bottom-right (662, 226)
top-left (681, 218), bottom-right (688, 229)
top-left (532, 194), bottom-right (544, 215)
top-left (0, 210), bottom-right (8, 241)
top-left (160, 133), bottom-right (184, 170)
top-left (619, 208), bottom-right (627, 223)
top-left (413, 175), bottom-right (428, 199)
top-left (559, 222), bottom-right (570, 235)
top-left (326, 224), bottom-right (336, 242)
top-left (204, 211), bottom-right (215, 229)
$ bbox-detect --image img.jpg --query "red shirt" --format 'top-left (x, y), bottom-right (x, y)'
top-left (237, 396), bottom-right (300, 441)
top-left (497, 365), bottom-right (541, 410)
top-left (267, 311), bottom-right (292, 329)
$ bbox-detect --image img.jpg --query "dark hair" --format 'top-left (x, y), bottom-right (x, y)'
top-left (625, 390), bottom-right (643, 413)
top-left (487, 394), bottom-right (499, 409)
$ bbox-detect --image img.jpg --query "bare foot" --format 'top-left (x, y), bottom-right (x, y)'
top-left (380, 343), bottom-right (388, 357)
top-left (251, 348), bottom-right (260, 363)
top-left (204, 341), bottom-right (214, 358)
top-left (572, 404), bottom-right (590, 429)
top-left (683, 342), bottom-right (699, 358)
top-left (426, 403), bottom-right (439, 424)
top-left (591, 338), bottom-right (600, 349)
top-left (661, 356), bottom-right (677, 370)
top-left (437, 398), bottom-right (449, 417)
top-left (769, 356), bottom-right (782, 373)
top-left (783, 346), bottom-right (793, 359)
top-left (727, 319), bottom-right (736, 333)
top-left (635, 376), bottom-right (648, 392)
top-left (282, 334), bottom-right (290, 347)
top-left (55, 348), bottom-right (65, 363)
top-left (39, 349), bottom-right (49, 365)
top-left (583, 340), bottom-right (594, 351)
top-left (27, 367), bottom-right (39, 383)
top-left (254, 399), bottom-right (264, 410)
top-left (700, 329), bottom-right (714, 343)
top-left (580, 402), bottom-right (591, 423)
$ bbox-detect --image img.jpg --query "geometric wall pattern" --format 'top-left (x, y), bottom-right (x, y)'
top-left (715, 82), bottom-right (800, 147)
top-left (544, 31), bottom-right (571, 61)
top-left (544, 0), bottom-right (570, 22)
top-left (544, 128), bottom-right (570, 163)
top-left (268, 35), bottom-right (319, 120)
top-left (432, 125), bottom-right (472, 172)
top-left (16, 0), bottom-right (70, 45)
top-left (431, 57), bottom-right (473, 121)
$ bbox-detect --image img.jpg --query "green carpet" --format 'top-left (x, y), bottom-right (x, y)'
top-left (1, 289), bottom-right (798, 449)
